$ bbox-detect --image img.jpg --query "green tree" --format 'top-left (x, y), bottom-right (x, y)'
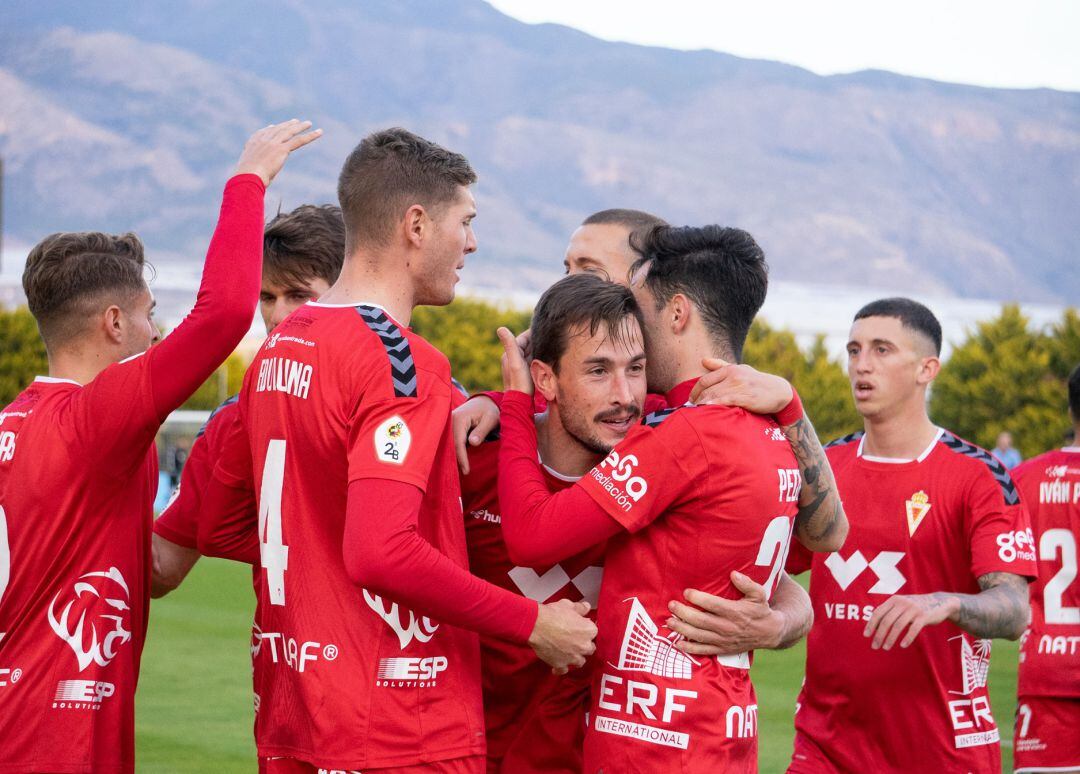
top-left (930, 304), bottom-right (1064, 457)
top-left (181, 352), bottom-right (248, 410)
top-left (411, 297), bottom-right (532, 393)
top-left (0, 307), bottom-right (48, 405)
top-left (1045, 307), bottom-right (1080, 381)
top-left (742, 320), bottom-right (862, 441)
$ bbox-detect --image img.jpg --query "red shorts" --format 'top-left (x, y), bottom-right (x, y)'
top-left (260, 755), bottom-right (485, 774)
top-left (1014, 695), bottom-right (1080, 773)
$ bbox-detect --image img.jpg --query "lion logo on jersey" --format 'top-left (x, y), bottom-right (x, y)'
top-left (363, 589), bottom-right (439, 649)
top-left (48, 567), bottom-right (132, 672)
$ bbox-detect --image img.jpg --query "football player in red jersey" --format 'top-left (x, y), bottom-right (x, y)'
top-left (493, 225), bottom-right (848, 773)
top-left (151, 204), bottom-right (347, 596)
top-left (783, 298), bottom-right (1035, 773)
top-left (0, 120), bottom-right (319, 774)
top-left (199, 128), bottom-right (597, 774)
top-left (1011, 363), bottom-right (1080, 774)
top-left (466, 272), bottom-right (819, 774)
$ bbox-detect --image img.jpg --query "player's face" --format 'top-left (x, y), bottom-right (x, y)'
top-left (564, 224), bottom-right (637, 285)
top-left (846, 315), bottom-right (937, 420)
top-left (548, 317), bottom-right (647, 454)
top-left (259, 275), bottom-right (331, 334)
top-left (628, 267), bottom-right (678, 394)
top-left (414, 186), bottom-right (477, 306)
top-left (122, 286), bottom-right (159, 358)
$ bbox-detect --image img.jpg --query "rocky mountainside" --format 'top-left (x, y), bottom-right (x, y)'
top-left (1, 0), bottom-right (1077, 301)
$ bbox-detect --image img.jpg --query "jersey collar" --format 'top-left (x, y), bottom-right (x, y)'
top-left (33, 375), bottom-right (82, 387)
top-left (857, 427), bottom-right (943, 464)
top-left (665, 378), bottom-right (698, 407)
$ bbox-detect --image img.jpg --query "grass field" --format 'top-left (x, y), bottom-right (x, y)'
top-left (136, 559), bottom-right (1020, 773)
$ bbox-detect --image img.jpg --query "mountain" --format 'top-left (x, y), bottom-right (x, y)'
top-left (1, 0), bottom-right (1077, 302)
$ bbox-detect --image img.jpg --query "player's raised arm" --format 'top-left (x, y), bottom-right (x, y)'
top-left (146, 120), bottom-right (321, 417)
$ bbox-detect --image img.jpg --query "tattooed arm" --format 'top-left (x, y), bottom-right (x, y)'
top-left (864, 572), bottom-right (1030, 650)
top-left (781, 412), bottom-right (848, 553)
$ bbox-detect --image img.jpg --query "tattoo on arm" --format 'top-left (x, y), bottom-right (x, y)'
top-left (782, 415), bottom-right (847, 550)
top-left (949, 572), bottom-right (1030, 640)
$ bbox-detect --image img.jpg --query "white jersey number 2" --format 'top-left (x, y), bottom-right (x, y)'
top-left (260, 440), bottom-right (290, 606)
top-left (1041, 528), bottom-right (1079, 625)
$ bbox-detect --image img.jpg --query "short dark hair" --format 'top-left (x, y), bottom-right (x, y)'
top-left (1069, 363), bottom-right (1080, 422)
top-left (854, 297), bottom-right (943, 356)
top-left (263, 204), bottom-right (346, 288)
top-left (532, 273), bottom-right (644, 372)
top-left (23, 232), bottom-right (148, 349)
top-left (631, 225), bottom-right (768, 362)
top-left (337, 127), bottom-right (476, 253)
top-left (583, 209), bottom-right (668, 259)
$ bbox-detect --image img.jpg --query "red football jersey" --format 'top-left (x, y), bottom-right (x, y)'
top-left (462, 437), bottom-right (602, 773)
top-left (0, 174), bottom-right (264, 774)
top-left (786, 429), bottom-right (1037, 773)
top-left (1013, 447), bottom-right (1080, 698)
top-left (225, 302), bottom-right (486, 770)
top-left (0, 371), bottom-right (158, 773)
top-left (574, 382), bottom-right (801, 773)
top-left (154, 396), bottom-right (240, 550)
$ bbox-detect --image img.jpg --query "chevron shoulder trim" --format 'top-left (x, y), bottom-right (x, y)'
top-left (642, 407), bottom-right (679, 428)
top-left (356, 305), bottom-right (417, 398)
top-left (825, 431), bottom-right (864, 449)
top-left (939, 432), bottom-right (1021, 506)
top-left (197, 394), bottom-right (240, 439)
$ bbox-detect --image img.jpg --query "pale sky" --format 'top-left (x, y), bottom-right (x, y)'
top-left (487, 0), bottom-right (1080, 91)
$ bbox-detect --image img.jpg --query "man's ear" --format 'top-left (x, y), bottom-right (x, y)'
top-left (403, 204), bottom-right (427, 249)
top-left (532, 359), bottom-right (558, 403)
top-left (917, 356), bottom-right (941, 386)
top-left (669, 293), bottom-right (692, 335)
top-left (102, 305), bottom-right (124, 345)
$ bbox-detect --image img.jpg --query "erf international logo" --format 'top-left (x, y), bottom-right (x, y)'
top-left (47, 567), bottom-right (132, 672)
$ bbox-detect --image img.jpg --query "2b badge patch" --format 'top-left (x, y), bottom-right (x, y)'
top-left (375, 415), bottom-right (411, 465)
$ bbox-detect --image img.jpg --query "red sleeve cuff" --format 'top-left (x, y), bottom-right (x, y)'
top-left (774, 388), bottom-right (804, 427)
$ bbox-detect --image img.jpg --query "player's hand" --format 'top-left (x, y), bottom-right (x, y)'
top-left (690, 357), bottom-right (793, 415)
top-left (452, 396), bottom-right (500, 475)
top-left (864, 593), bottom-right (958, 650)
top-left (666, 572), bottom-right (783, 655)
top-left (497, 326), bottom-right (534, 396)
top-left (528, 599), bottom-right (597, 674)
top-left (235, 119), bottom-right (322, 186)
top-left (515, 328), bottom-right (534, 360)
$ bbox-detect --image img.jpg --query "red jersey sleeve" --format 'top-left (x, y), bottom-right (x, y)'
top-left (577, 411), bottom-right (704, 533)
top-left (153, 397), bottom-right (239, 549)
top-left (197, 405), bottom-right (259, 564)
top-left (347, 379), bottom-right (451, 492)
top-left (966, 463), bottom-right (1037, 580)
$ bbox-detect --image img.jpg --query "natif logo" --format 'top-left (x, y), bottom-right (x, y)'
top-left (363, 590), bottom-right (439, 649)
top-left (590, 450), bottom-right (648, 512)
top-left (48, 568), bottom-right (132, 672)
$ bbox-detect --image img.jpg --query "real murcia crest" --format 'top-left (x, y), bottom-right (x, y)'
top-left (905, 490), bottom-right (931, 536)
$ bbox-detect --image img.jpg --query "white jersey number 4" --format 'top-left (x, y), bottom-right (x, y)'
top-left (1041, 528), bottom-right (1079, 625)
top-left (260, 440), bottom-right (289, 606)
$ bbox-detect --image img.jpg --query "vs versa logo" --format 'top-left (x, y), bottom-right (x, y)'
top-left (47, 567), bottom-right (133, 672)
top-left (824, 551), bottom-right (906, 594)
